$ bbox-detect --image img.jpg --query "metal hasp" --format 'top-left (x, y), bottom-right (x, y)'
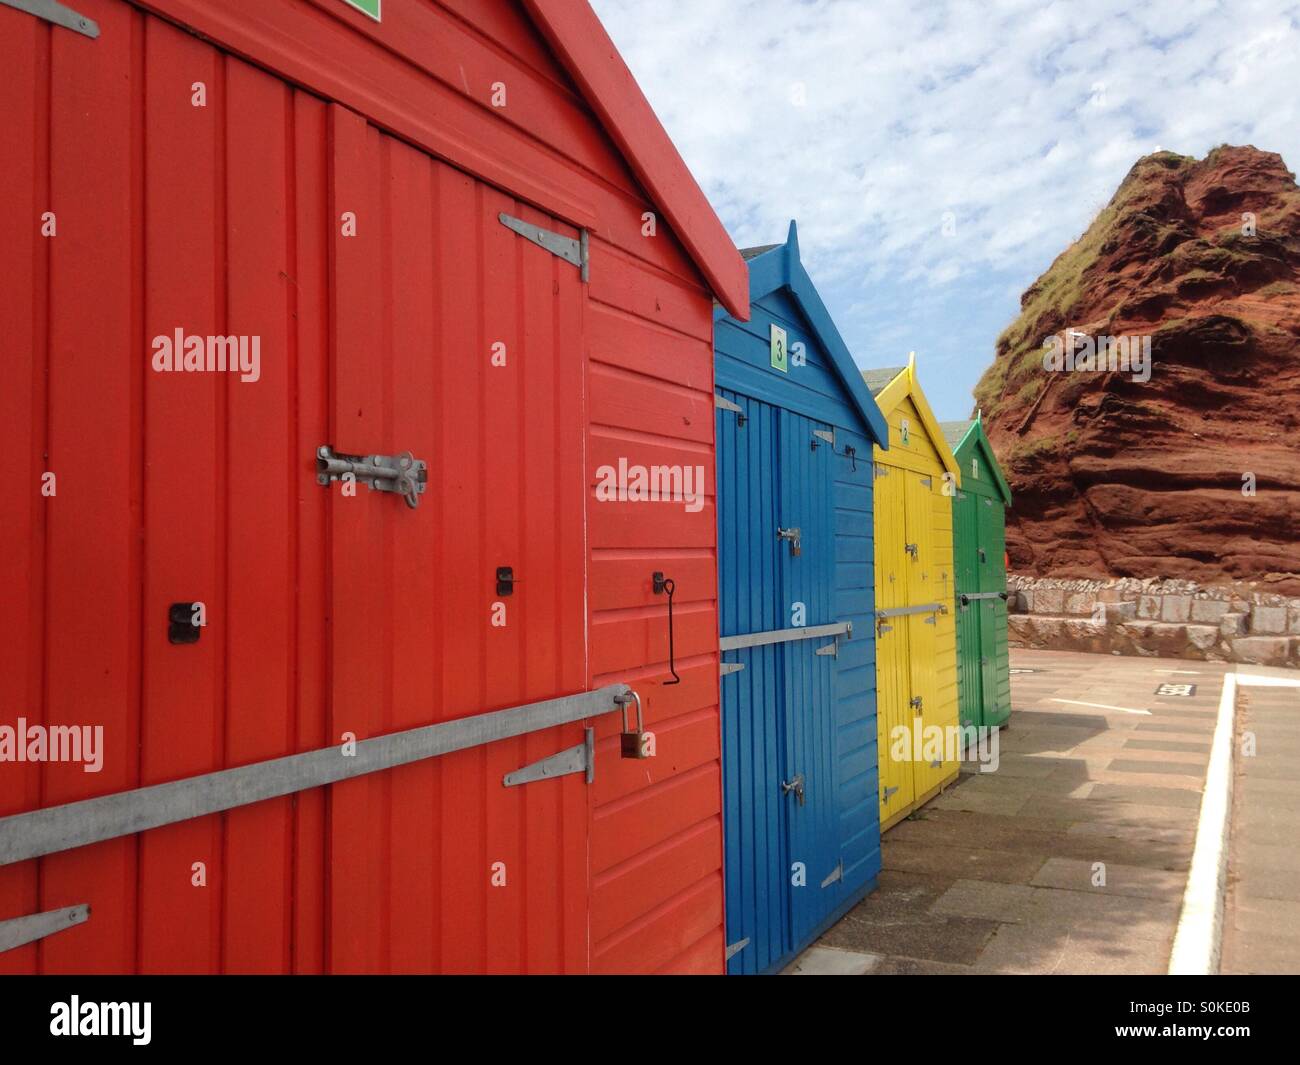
top-left (777, 526), bottom-right (802, 557)
top-left (0, 684), bottom-right (630, 867)
top-left (1, 0), bottom-right (99, 37)
top-left (0, 904), bottom-right (89, 954)
top-left (780, 773), bottom-right (805, 806)
top-left (316, 445), bottom-right (427, 508)
top-left (961, 591), bottom-right (1009, 603)
top-left (503, 728), bottom-right (594, 787)
top-left (498, 212), bottom-right (589, 283)
top-left (719, 661), bottom-right (745, 677)
top-left (719, 620), bottom-right (851, 653)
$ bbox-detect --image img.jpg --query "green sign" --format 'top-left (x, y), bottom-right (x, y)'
top-left (770, 324), bottom-right (788, 373)
top-left (342, 0), bottom-right (381, 21)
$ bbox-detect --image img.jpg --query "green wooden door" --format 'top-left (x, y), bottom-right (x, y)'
top-left (952, 489), bottom-right (982, 729)
top-left (978, 496), bottom-right (1011, 728)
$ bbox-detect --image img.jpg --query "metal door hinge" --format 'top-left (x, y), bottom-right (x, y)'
top-left (920, 477), bottom-right (932, 487)
top-left (316, 445), bottom-right (427, 508)
top-left (498, 212), bottom-right (588, 282)
top-left (725, 937), bottom-right (751, 961)
top-left (777, 526), bottom-right (802, 556)
top-left (0, 904), bottom-right (89, 953)
top-left (811, 428), bottom-right (834, 450)
top-left (874, 463), bottom-right (889, 477)
top-left (502, 728), bottom-right (594, 787)
top-left (814, 641), bottom-right (837, 657)
top-left (1, 0), bottom-right (98, 37)
top-left (719, 661), bottom-right (745, 676)
top-left (882, 785), bottom-right (899, 803)
top-left (714, 394), bottom-right (746, 426)
top-left (877, 622), bottom-right (892, 634)
top-left (820, 861), bottom-right (843, 888)
top-left (930, 759), bottom-right (942, 769)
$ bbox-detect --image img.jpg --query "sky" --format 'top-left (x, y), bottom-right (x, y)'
top-left (589, 0), bottom-right (1300, 420)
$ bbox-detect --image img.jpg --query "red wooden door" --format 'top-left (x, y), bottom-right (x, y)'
top-left (324, 106), bottom-right (590, 973)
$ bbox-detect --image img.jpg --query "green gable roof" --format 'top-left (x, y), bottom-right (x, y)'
top-left (944, 415), bottom-right (1012, 506)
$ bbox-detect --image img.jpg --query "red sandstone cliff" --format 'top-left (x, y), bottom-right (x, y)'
top-left (974, 145), bottom-right (1300, 595)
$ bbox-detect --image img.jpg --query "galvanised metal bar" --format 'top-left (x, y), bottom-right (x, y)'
top-left (718, 620), bottom-right (852, 652)
top-left (0, 685), bottom-right (630, 867)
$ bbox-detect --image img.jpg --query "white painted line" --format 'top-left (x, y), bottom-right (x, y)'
top-left (1050, 698), bottom-right (1151, 716)
top-left (1168, 672), bottom-right (1237, 975)
top-left (1234, 673), bottom-right (1300, 689)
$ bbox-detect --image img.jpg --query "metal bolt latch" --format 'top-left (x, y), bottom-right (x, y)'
top-left (909, 695), bottom-right (923, 713)
top-left (777, 527), bottom-right (802, 557)
top-left (781, 773), bottom-right (806, 806)
top-left (905, 542), bottom-right (919, 559)
top-left (316, 445), bottom-right (428, 508)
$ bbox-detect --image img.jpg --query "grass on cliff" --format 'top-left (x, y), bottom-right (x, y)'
top-left (973, 151), bottom-right (1197, 412)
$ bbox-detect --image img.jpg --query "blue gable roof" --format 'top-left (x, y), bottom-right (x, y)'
top-left (713, 221), bottom-right (889, 447)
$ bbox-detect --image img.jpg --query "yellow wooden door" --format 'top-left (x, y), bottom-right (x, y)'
top-left (903, 471), bottom-right (940, 799)
top-left (873, 463), bottom-right (914, 822)
top-left (927, 480), bottom-right (961, 792)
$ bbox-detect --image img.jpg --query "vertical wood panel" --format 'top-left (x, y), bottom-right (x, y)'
top-left (138, 16), bottom-right (222, 973)
top-left (326, 104), bottom-right (387, 973)
top-left (290, 89), bottom-right (330, 975)
top-left (222, 58), bottom-right (293, 973)
top-left (0, 8), bottom-right (48, 976)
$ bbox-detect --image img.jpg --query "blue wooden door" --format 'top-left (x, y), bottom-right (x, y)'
top-left (717, 390), bottom-right (788, 974)
top-left (778, 410), bottom-right (840, 948)
top-left (718, 393), bottom-right (841, 972)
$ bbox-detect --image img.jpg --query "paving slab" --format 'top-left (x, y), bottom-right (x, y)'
top-left (782, 945), bottom-right (882, 975)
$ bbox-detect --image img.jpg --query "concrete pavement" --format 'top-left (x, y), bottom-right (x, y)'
top-left (806, 648), bottom-right (1253, 974)
top-left (1221, 675), bottom-right (1300, 974)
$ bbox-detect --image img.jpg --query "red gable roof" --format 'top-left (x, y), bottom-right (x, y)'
top-left (525, 0), bottom-right (750, 319)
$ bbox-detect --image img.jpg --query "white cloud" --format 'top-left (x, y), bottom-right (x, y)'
top-left (590, 0), bottom-right (1300, 415)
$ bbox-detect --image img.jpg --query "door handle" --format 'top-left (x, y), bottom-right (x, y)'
top-left (781, 774), bottom-right (806, 806)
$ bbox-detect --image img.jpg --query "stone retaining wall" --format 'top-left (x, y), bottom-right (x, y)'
top-left (1007, 576), bottom-right (1300, 667)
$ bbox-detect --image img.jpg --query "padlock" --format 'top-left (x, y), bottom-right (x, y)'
top-left (616, 690), bottom-right (652, 759)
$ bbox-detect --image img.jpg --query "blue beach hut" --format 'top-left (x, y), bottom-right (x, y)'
top-left (714, 222), bottom-right (890, 973)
